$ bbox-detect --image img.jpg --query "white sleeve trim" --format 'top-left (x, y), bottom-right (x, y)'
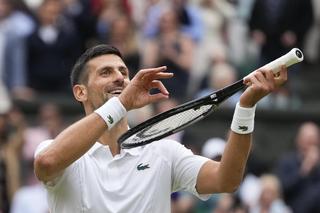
top-left (170, 141), bottom-right (212, 201)
top-left (34, 140), bottom-right (66, 188)
top-left (188, 156), bottom-right (212, 201)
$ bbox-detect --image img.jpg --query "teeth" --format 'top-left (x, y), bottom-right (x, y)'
top-left (109, 90), bottom-right (122, 94)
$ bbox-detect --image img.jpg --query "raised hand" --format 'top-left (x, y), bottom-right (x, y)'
top-left (119, 66), bottom-right (173, 111)
top-left (240, 65), bottom-right (288, 107)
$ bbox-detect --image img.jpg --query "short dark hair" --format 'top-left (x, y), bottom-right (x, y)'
top-left (70, 44), bottom-right (123, 87)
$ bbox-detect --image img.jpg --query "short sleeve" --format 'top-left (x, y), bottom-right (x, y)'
top-left (170, 142), bottom-right (211, 200)
top-left (34, 140), bottom-right (79, 189)
top-left (34, 139), bottom-right (54, 158)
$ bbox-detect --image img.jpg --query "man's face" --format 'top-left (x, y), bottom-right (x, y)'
top-left (296, 123), bottom-right (320, 156)
top-left (84, 54), bottom-right (130, 110)
top-left (38, 0), bottom-right (63, 25)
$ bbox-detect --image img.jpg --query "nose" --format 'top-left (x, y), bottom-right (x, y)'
top-left (113, 70), bottom-right (125, 85)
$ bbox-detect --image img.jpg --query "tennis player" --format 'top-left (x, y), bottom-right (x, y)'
top-left (34, 44), bottom-right (288, 213)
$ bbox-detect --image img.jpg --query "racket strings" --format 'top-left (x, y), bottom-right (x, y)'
top-left (124, 104), bottom-right (214, 145)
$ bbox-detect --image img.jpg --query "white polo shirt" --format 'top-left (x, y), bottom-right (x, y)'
top-left (35, 139), bottom-right (211, 213)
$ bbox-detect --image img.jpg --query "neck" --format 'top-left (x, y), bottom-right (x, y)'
top-left (98, 118), bottom-right (128, 156)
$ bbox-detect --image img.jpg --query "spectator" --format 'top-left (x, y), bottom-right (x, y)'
top-left (303, 0), bottom-right (320, 63)
top-left (96, 0), bottom-right (129, 42)
top-left (62, 0), bottom-right (98, 52)
top-left (142, 7), bottom-right (195, 100)
top-left (143, 0), bottom-right (203, 42)
top-left (105, 14), bottom-right (141, 79)
top-left (212, 193), bottom-right (235, 213)
top-left (276, 121), bottom-right (320, 213)
top-left (9, 103), bottom-right (62, 213)
top-left (0, 107), bottom-right (25, 212)
top-left (23, 103), bottom-right (65, 162)
top-left (0, 0), bottom-right (35, 100)
top-left (8, 103), bottom-right (63, 213)
top-left (227, 0), bottom-right (258, 76)
top-left (250, 174), bottom-right (291, 213)
top-left (0, 79), bottom-right (11, 114)
top-left (247, 0), bottom-right (314, 110)
top-left (195, 62), bottom-right (241, 108)
top-left (26, 0), bottom-right (81, 93)
top-left (248, 0), bottom-right (313, 66)
top-left (191, 0), bottom-right (236, 91)
top-left (10, 181), bottom-right (49, 213)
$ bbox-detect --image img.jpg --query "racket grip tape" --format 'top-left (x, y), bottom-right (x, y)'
top-left (231, 102), bottom-right (256, 134)
top-left (95, 97), bottom-right (127, 129)
top-left (260, 48), bottom-right (304, 74)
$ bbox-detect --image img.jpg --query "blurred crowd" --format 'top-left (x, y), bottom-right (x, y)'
top-left (0, 0), bottom-right (320, 212)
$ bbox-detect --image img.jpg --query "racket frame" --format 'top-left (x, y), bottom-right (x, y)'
top-left (118, 48), bottom-right (304, 148)
top-left (119, 80), bottom-right (245, 148)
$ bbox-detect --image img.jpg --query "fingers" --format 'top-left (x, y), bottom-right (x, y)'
top-left (120, 66), bottom-right (174, 110)
top-left (256, 70), bottom-right (276, 91)
top-left (144, 80), bottom-right (171, 104)
top-left (240, 65), bottom-right (288, 107)
top-left (244, 65), bottom-right (288, 91)
top-left (274, 65), bottom-right (288, 86)
top-left (150, 80), bottom-right (169, 96)
top-left (135, 66), bottom-right (174, 81)
top-left (148, 92), bottom-right (169, 103)
top-left (132, 66), bottom-right (173, 93)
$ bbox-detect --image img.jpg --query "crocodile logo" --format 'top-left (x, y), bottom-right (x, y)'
top-left (238, 126), bottom-right (248, 131)
top-left (137, 163), bottom-right (150, 171)
top-left (107, 115), bottom-right (114, 124)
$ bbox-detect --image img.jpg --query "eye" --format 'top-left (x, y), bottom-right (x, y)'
top-left (100, 68), bottom-right (112, 77)
top-left (119, 66), bottom-right (129, 77)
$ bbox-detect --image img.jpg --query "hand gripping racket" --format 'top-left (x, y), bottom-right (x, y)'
top-left (118, 48), bottom-right (304, 149)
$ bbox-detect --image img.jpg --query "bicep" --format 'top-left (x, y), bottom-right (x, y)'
top-left (196, 160), bottom-right (222, 194)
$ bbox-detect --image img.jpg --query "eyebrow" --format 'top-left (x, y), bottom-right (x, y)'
top-left (96, 65), bottom-right (129, 74)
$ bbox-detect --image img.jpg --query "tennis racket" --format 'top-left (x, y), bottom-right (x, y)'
top-left (119, 48), bottom-right (304, 149)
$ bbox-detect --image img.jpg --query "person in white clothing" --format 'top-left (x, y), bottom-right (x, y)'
top-left (34, 44), bottom-right (288, 213)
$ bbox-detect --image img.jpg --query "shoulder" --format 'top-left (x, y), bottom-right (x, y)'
top-left (34, 139), bottom-right (54, 158)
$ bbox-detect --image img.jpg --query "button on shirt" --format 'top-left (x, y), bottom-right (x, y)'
top-left (34, 139), bottom-right (210, 213)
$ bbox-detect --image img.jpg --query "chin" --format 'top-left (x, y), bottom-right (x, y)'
top-left (110, 94), bottom-right (120, 98)
top-left (104, 94), bottom-right (119, 101)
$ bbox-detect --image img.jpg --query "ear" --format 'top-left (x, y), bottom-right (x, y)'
top-left (73, 84), bottom-right (88, 102)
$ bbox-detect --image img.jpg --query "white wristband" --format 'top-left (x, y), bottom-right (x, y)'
top-left (231, 102), bottom-right (256, 134)
top-left (94, 97), bottom-right (127, 129)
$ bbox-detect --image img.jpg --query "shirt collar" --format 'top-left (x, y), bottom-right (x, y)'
top-left (88, 142), bottom-right (105, 156)
top-left (121, 146), bottom-right (142, 156)
top-left (88, 142), bottom-right (141, 157)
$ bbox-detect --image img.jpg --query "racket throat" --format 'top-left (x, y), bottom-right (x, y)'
top-left (214, 80), bottom-right (245, 103)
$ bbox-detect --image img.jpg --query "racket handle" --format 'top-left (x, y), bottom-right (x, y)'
top-left (260, 48), bottom-right (304, 74)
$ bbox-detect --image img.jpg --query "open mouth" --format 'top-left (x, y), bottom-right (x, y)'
top-left (108, 89), bottom-right (122, 95)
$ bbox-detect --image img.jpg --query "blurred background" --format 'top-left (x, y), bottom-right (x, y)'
top-left (0, 0), bottom-right (319, 212)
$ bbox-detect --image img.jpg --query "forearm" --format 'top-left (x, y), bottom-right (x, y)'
top-left (196, 132), bottom-right (252, 194)
top-left (197, 103), bottom-right (255, 194)
top-left (216, 101), bottom-right (255, 190)
top-left (197, 66), bottom-right (288, 194)
top-left (217, 132), bottom-right (252, 191)
top-left (34, 113), bottom-right (107, 182)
